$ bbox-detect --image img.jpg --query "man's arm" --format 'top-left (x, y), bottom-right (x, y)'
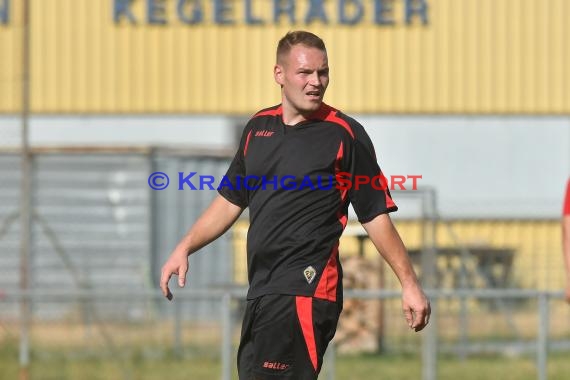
top-left (563, 215), bottom-right (570, 303)
top-left (362, 213), bottom-right (430, 331)
top-left (160, 195), bottom-right (244, 300)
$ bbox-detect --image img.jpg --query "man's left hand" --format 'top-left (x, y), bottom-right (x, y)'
top-left (402, 284), bottom-right (431, 332)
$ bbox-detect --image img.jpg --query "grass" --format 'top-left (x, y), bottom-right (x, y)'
top-left (334, 353), bottom-right (570, 380)
top-left (2, 342), bottom-right (570, 380)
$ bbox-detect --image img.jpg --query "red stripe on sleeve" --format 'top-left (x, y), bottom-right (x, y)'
top-left (385, 192), bottom-right (396, 209)
top-left (243, 130), bottom-right (252, 157)
top-left (295, 296), bottom-right (318, 372)
top-left (379, 171), bottom-right (396, 209)
top-left (562, 179), bottom-right (570, 215)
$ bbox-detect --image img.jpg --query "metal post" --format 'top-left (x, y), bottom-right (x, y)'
top-left (19, 1), bottom-right (32, 379)
top-left (458, 262), bottom-right (469, 360)
top-left (420, 189), bottom-right (437, 290)
top-left (537, 294), bottom-right (549, 380)
top-left (421, 189), bottom-right (438, 380)
top-left (422, 296), bottom-right (437, 380)
top-left (221, 293), bottom-right (233, 380)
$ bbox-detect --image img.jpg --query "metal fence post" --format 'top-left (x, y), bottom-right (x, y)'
top-left (537, 294), bottom-right (549, 380)
top-left (19, 2), bottom-right (32, 379)
top-left (420, 188), bottom-right (438, 380)
top-left (422, 296), bottom-right (438, 380)
top-left (221, 293), bottom-right (232, 380)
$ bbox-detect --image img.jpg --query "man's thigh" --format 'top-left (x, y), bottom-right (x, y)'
top-left (237, 294), bottom-right (341, 380)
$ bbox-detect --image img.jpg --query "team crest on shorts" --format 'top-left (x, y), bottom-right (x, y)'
top-left (303, 266), bottom-right (317, 284)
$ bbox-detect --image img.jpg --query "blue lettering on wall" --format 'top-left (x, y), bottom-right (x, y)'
top-left (0, 0), bottom-right (432, 27)
top-left (107, 0), bottom-right (430, 27)
top-left (305, 0), bottom-right (328, 24)
top-left (177, 0), bottom-right (203, 24)
top-left (374, 0), bottom-right (395, 25)
top-left (245, 0), bottom-right (263, 25)
top-left (405, 0), bottom-right (428, 25)
top-left (114, 0), bottom-right (137, 24)
top-left (214, 0), bottom-right (234, 24)
top-left (0, 0), bottom-right (9, 25)
top-left (273, 0), bottom-right (295, 24)
top-left (339, 0), bottom-right (364, 25)
top-left (147, 0), bottom-right (167, 24)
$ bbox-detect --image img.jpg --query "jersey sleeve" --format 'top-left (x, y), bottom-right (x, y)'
top-left (562, 178), bottom-right (570, 215)
top-left (347, 126), bottom-right (398, 224)
top-left (217, 124), bottom-right (251, 208)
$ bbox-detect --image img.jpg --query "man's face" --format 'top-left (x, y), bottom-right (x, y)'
top-left (274, 45), bottom-right (329, 117)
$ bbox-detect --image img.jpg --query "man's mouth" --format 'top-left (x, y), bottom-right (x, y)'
top-left (306, 91), bottom-right (321, 98)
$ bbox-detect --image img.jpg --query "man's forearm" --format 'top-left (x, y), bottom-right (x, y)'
top-left (362, 213), bottom-right (430, 331)
top-left (362, 213), bottom-right (420, 287)
top-left (175, 195), bottom-right (244, 257)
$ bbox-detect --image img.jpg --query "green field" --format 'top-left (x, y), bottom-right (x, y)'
top-left (1, 343), bottom-right (570, 380)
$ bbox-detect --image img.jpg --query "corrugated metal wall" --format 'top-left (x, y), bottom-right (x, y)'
top-left (0, 152), bottom-right (233, 320)
top-left (2, 153), bottom-right (152, 318)
top-left (1, 0), bottom-right (569, 114)
top-left (0, 154), bottom-right (20, 306)
top-left (32, 154), bottom-right (150, 296)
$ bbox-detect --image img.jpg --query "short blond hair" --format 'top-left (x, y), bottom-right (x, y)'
top-left (276, 31), bottom-right (327, 64)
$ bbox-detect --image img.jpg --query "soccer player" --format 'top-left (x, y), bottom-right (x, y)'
top-left (563, 178), bottom-right (570, 303)
top-left (160, 30), bottom-right (430, 379)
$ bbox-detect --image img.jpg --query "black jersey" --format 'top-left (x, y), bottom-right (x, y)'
top-left (218, 103), bottom-right (397, 301)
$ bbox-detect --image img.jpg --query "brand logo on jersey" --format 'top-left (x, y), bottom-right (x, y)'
top-left (255, 130), bottom-right (275, 137)
top-left (262, 361), bottom-right (290, 370)
top-left (303, 266), bottom-right (317, 284)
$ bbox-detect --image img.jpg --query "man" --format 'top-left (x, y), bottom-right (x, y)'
top-left (160, 31), bottom-right (430, 379)
top-left (562, 178), bottom-right (570, 303)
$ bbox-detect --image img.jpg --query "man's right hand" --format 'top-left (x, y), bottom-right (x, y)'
top-left (160, 250), bottom-right (189, 301)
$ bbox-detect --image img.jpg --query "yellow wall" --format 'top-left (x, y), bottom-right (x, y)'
top-left (1, 0), bottom-right (569, 114)
top-left (394, 220), bottom-right (564, 291)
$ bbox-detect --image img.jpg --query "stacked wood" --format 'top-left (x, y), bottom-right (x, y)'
top-left (335, 255), bottom-right (383, 354)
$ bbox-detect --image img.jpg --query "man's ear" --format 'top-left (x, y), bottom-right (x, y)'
top-left (274, 64), bottom-right (284, 86)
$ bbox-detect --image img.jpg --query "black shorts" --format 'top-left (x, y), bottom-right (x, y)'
top-left (237, 294), bottom-right (341, 380)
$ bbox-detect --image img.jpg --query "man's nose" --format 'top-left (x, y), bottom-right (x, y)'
top-left (308, 72), bottom-right (320, 86)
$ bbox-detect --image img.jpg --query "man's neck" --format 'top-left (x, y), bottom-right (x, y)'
top-left (282, 111), bottom-right (307, 126)
top-left (281, 101), bottom-right (322, 126)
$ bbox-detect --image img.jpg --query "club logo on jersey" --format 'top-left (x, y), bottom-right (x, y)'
top-left (303, 266), bottom-right (317, 284)
top-left (255, 130), bottom-right (275, 137)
